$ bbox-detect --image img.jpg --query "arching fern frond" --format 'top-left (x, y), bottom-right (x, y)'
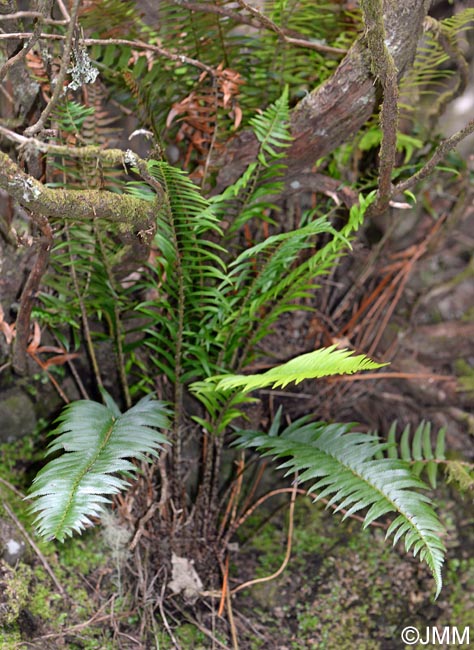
top-left (28, 393), bottom-right (170, 542)
top-left (211, 345), bottom-right (386, 392)
top-left (234, 413), bottom-right (445, 597)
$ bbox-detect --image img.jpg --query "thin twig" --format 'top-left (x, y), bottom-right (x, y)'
top-left (0, 476), bottom-right (25, 499)
top-left (26, 600), bottom-right (125, 641)
top-left (235, 0), bottom-right (346, 54)
top-left (128, 503), bottom-right (159, 552)
top-left (0, 10), bottom-right (66, 24)
top-left (0, 0), bottom-right (54, 82)
top-left (395, 118), bottom-right (474, 193)
top-left (225, 560), bottom-right (239, 650)
top-left (361, 0), bottom-right (399, 216)
top-left (157, 571), bottom-right (180, 649)
top-left (172, 601), bottom-right (230, 650)
top-left (55, 0), bottom-right (71, 21)
top-left (231, 480), bottom-right (297, 595)
top-left (0, 32), bottom-right (218, 75)
top-left (2, 500), bottom-right (67, 598)
top-left (24, 0), bottom-right (81, 137)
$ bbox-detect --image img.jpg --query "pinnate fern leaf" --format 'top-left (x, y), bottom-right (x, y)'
top-left (235, 414), bottom-right (445, 597)
top-left (384, 421), bottom-right (446, 489)
top-left (213, 345), bottom-right (386, 392)
top-left (28, 393), bottom-right (170, 542)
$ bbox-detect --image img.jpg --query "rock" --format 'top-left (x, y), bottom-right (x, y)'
top-left (0, 388), bottom-right (37, 443)
top-left (0, 518), bottom-right (26, 565)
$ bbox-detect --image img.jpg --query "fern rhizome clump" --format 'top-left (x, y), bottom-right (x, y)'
top-left (2, 1), bottom-right (474, 645)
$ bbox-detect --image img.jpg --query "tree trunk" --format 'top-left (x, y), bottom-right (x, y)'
top-left (215, 0), bottom-right (432, 191)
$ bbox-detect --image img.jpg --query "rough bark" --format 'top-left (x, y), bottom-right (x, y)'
top-left (0, 150), bottom-right (157, 239)
top-left (215, 0), bottom-right (432, 192)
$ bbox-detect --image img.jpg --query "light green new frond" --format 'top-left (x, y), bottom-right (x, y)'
top-left (234, 416), bottom-right (445, 597)
top-left (28, 393), bottom-right (170, 542)
top-left (212, 346), bottom-right (386, 392)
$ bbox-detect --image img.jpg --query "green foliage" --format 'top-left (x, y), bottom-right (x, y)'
top-left (29, 78), bottom-right (448, 601)
top-left (376, 421), bottom-right (474, 493)
top-left (382, 421), bottom-right (446, 489)
top-left (399, 8), bottom-right (474, 118)
top-left (28, 392), bottom-right (170, 542)
top-left (210, 86), bottom-right (292, 235)
top-left (210, 345), bottom-right (386, 392)
top-left (234, 410), bottom-right (445, 597)
top-left (358, 127), bottom-right (424, 165)
top-left (51, 100), bottom-right (95, 134)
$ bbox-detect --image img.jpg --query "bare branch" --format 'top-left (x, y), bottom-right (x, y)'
top-left (395, 119), bottom-right (474, 194)
top-left (0, 10), bottom-right (67, 24)
top-left (0, 150), bottom-right (158, 235)
top-left (0, 0), bottom-right (53, 82)
top-left (23, 0), bottom-right (81, 136)
top-left (0, 33), bottom-right (217, 75)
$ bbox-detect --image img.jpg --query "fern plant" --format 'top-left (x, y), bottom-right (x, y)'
top-left (379, 420), bottom-right (474, 492)
top-left (28, 391), bottom-right (170, 542)
top-left (28, 86), bottom-right (448, 602)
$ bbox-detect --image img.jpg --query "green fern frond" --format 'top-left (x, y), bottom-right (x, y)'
top-left (211, 346), bottom-right (386, 392)
top-left (191, 380), bottom-right (258, 435)
top-left (234, 413), bottom-right (445, 597)
top-left (380, 420), bottom-right (474, 494)
top-left (399, 8), bottom-right (474, 119)
top-left (384, 421), bottom-right (446, 489)
top-left (135, 160), bottom-right (231, 382)
top-left (52, 100), bottom-right (95, 134)
top-left (249, 85), bottom-right (292, 164)
top-left (28, 392), bottom-right (170, 542)
top-left (211, 87), bottom-right (292, 236)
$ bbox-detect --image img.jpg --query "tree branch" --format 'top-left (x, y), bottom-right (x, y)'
top-left (0, 0), bottom-right (54, 82)
top-left (23, 0), bottom-right (81, 136)
top-left (0, 149), bottom-right (158, 237)
top-left (215, 0), bottom-right (431, 191)
top-left (395, 118), bottom-right (474, 194)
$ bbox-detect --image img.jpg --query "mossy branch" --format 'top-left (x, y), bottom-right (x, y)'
top-left (0, 149), bottom-right (159, 237)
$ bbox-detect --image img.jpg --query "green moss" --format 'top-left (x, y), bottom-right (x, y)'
top-left (0, 627), bottom-right (23, 648)
top-left (175, 623), bottom-right (207, 646)
top-left (0, 562), bottom-right (32, 625)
